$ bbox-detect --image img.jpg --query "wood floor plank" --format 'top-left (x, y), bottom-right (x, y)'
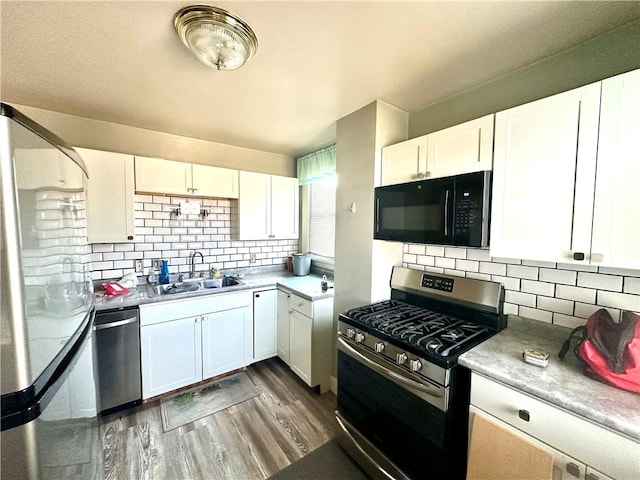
top-left (98, 357), bottom-right (337, 480)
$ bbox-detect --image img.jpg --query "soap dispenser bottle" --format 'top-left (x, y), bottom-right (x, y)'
top-left (159, 260), bottom-right (170, 284)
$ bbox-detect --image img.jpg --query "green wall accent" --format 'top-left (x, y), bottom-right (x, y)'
top-left (409, 18), bottom-right (640, 138)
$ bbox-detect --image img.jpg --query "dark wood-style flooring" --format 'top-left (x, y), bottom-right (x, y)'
top-left (100, 358), bottom-right (338, 480)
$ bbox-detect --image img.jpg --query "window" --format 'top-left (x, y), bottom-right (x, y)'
top-left (308, 175), bottom-right (336, 259)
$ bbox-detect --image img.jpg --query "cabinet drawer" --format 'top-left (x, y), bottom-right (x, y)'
top-left (471, 373), bottom-right (639, 479)
top-left (290, 294), bottom-right (312, 317)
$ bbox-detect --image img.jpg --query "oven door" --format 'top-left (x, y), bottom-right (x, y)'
top-left (337, 337), bottom-right (464, 480)
top-left (374, 176), bottom-right (454, 244)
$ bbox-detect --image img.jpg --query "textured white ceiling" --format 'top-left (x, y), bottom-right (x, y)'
top-left (2, 1), bottom-right (640, 157)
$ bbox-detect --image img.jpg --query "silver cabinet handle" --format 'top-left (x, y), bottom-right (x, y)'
top-left (94, 317), bottom-right (137, 330)
top-left (565, 462), bottom-right (581, 478)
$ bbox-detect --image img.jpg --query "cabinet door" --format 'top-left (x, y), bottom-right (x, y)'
top-left (490, 83), bottom-right (601, 263)
top-left (270, 175), bottom-right (299, 239)
top-left (134, 156), bottom-right (189, 195)
top-left (380, 136), bottom-right (427, 185)
top-left (253, 289), bottom-right (277, 361)
top-left (289, 310), bottom-right (313, 387)
top-left (238, 170), bottom-right (271, 240)
top-left (192, 164), bottom-right (239, 199)
top-left (277, 290), bottom-right (291, 364)
top-left (141, 317), bottom-right (201, 399)
top-left (591, 69), bottom-right (640, 269)
top-left (426, 114), bottom-right (494, 178)
top-left (201, 306), bottom-right (252, 379)
top-left (78, 148), bottom-right (135, 243)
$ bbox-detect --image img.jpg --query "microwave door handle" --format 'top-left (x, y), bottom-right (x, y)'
top-left (444, 190), bottom-right (450, 237)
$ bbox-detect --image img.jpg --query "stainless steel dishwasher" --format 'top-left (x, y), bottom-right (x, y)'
top-left (94, 307), bottom-right (142, 415)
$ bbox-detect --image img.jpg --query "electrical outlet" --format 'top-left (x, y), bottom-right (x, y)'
top-left (152, 259), bottom-right (160, 272)
top-left (135, 260), bottom-right (143, 274)
top-left (250, 253), bottom-right (256, 263)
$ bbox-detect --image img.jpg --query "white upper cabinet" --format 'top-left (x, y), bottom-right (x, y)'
top-left (426, 114), bottom-right (494, 178)
top-left (380, 114), bottom-right (494, 185)
top-left (192, 164), bottom-right (239, 198)
top-left (380, 136), bottom-right (427, 185)
top-left (591, 69), bottom-right (640, 269)
top-left (77, 148), bottom-right (135, 244)
top-left (238, 171), bottom-right (299, 240)
top-left (135, 156), bottom-right (189, 195)
top-left (134, 156), bottom-right (239, 198)
top-left (490, 83), bottom-right (601, 264)
top-left (491, 68), bottom-right (640, 269)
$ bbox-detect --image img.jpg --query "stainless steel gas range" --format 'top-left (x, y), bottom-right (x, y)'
top-left (336, 266), bottom-right (505, 480)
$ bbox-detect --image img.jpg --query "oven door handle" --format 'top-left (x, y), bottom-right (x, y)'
top-left (337, 337), bottom-right (444, 399)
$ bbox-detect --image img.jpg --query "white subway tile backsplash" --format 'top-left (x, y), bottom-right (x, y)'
top-left (444, 247), bottom-right (466, 259)
top-left (520, 280), bottom-right (555, 297)
top-left (598, 266), bottom-right (640, 276)
top-left (435, 257), bottom-right (456, 269)
top-left (624, 277), bottom-right (640, 295)
top-left (492, 257), bottom-right (522, 265)
top-left (577, 272), bottom-right (623, 292)
top-left (114, 243), bottom-right (135, 252)
top-left (444, 269), bottom-right (464, 277)
top-left (466, 272), bottom-right (491, 281)
top-left (556, 262), bottom-right (599, 272)
top-left (416, 255), bottom-right (435, 266)
top-left (507, 264), bottom-right (538, 280)
top-left (539, 268), bottom-right (576, 286)
top-left (504, 303), bottom-right (518, 315)
top-left (479, 261), bottom-right (506, 276)
top-left (408, 244), bottom-right (426, 255)
top-left (536, 296), bottom-right (573, 315)
top-left (555, 285), bottom-right (596, 304)
top-left (92, 244), bottom-right (115, 253)
top-left (519, 306), bottom-right (552, 323)
top-left (522, 260), bottom-right (556, 268)
top-left (491, 275), bottom-right (521, 291)
top-left (505, 291), bottom-right (536, 307)
top-left (426, 245), bottom-right (445, 257)
top-left (456, 259), bottom-right (479, 272)
top-left (597, 291), bottom-right (640, 312)
top-left (466, 248), bottom-right (491, 261)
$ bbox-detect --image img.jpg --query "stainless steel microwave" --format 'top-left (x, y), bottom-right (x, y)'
top-left (374, 171), bottom-right (491, 246)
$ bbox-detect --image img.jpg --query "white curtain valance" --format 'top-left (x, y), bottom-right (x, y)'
top-left (297, 144), bottom-right (336, 185)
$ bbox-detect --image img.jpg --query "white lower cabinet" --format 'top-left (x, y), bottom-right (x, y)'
top-left (289, 309), bottom-right (313, 385)
top-left (201, 306), bottom-right (253, 379)
top-left (140, 292), bottom-right (253, 399)
top-left (141, 316), bottom-right (201, 399)
top-left (469, 373), bottom-right (638, 480)
top-left (253, 289), bottom-right (278, 362)
top-left (276, 289), bottom-right (333, 392)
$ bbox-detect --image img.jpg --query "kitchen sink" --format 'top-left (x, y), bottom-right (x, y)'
top-left (149, 276), bottom-right (243, 297)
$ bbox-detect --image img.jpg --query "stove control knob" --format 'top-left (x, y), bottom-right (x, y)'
top-left (346, 328), bottom-right (356, 339)
top-left (374, 342), bottom-right (385, 353)
top-left (396, 352), bottom-right (408, 365)
top-left (354, 332), bottom-right (365, 343)
top-left (409, 359), bottom-right (422, 372)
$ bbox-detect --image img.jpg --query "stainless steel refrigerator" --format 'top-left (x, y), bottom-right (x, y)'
top-left (0, 103), bottom-right (102, 479)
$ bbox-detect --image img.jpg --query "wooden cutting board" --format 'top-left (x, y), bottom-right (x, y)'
top-left (467, 413), bottom-right (554, 480)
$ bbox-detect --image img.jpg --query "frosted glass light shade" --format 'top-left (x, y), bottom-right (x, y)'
top-left (174, 5), bottom-right (258, 71)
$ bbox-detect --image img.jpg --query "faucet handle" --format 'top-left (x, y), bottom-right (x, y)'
top-left (178, 273), bottom-right (184, 282)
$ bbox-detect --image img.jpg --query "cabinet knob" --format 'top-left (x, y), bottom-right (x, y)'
top-left (127, 235), bottom-right (134, 240)
top-left (572, 252), bottom-right (585, 261)
top-left (565, 462), bottom-right (581, 478)
top-left (585, 473), bottom-right (600, 480)
top-left (518, 409), bottom-right (530, 422)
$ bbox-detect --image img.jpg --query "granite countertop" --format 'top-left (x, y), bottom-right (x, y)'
top-left (459, 316), bottom-right (640, 441)
top-left (95, 269), bottom-right (334, 311)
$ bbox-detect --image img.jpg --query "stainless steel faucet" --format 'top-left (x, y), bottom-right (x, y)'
top-left (190, 251), bottom-right (204, 278)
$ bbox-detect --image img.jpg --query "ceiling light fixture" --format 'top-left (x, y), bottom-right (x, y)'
top-left (173, 4), bottom-right (258, 71)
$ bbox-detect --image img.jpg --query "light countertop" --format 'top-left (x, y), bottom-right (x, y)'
top-left (459, 316), bottom-right (640, 441)
top-left (95, 270), bottom-right (334, 312)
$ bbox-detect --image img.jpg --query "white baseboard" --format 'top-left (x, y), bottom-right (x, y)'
top-left (330, 375), bottom-right (337, 395)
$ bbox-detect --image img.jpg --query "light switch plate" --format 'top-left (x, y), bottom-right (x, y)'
top-left (135, 260), bottom-right (143, 273)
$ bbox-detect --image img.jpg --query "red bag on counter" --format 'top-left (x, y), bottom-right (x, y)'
top-left (559, 309), bottom-right (640, 393)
